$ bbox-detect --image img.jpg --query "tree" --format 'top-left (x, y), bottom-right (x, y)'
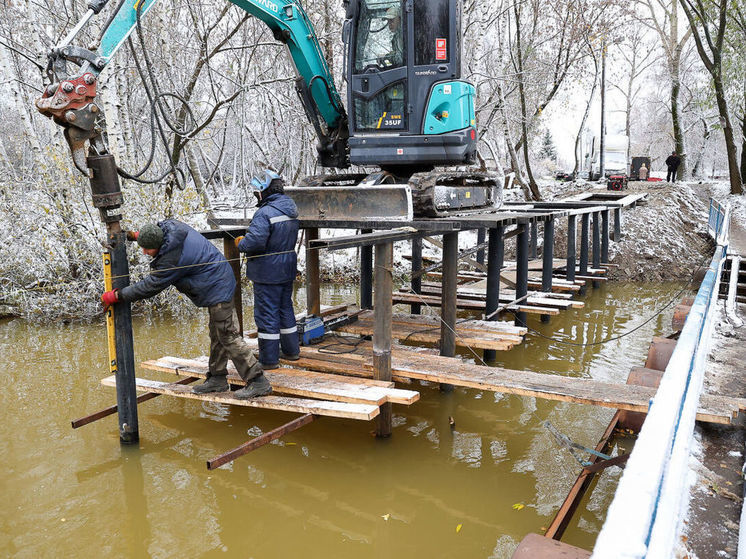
top-left (539, 129), bottom-right (557, 161)
top-left (639, 0), bottom-right (693, 179)
top-left (681, 0), bottom-right (743, 194)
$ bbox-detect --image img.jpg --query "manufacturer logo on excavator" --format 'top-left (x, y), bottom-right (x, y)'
top-left (255, 0), bottom-right (280, 12)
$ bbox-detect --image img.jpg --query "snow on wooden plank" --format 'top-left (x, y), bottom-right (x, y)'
top-left (100, 375), bottom-right (379, 420)
top-left (390, 292), bottom-right (561, 315)
top-left (141, 356), bottom-right (418, 405)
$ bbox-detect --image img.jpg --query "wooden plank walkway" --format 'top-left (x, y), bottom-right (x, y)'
top-left (266, 344), bottom-right (744, 424)
top-left (391, 291), bottom-right (561, 316)
top-left (336, 310), bottom-right (525, 350)
top-left (409, 283), bottom-right (584, 310)
top-left (141, 356), bottom-right (419, 405)
top-left (100, 375), bottom-right (380, 420)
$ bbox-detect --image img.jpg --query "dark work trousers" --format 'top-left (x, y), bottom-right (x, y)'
top-left (208, 300), bottom-right (259, 382)
top-left (253, 281), bottom-right (300, 366)
top-left (667, 166), bottom-right (678, 182)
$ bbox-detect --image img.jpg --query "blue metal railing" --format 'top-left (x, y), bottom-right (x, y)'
top-left (592, 198), bottom-right (731, 558)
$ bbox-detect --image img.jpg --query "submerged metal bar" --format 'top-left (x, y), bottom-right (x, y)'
top-left (306, 228), bottom-right (321, 315)
top-left (592, 212), bottom-right (601, 288)
top-left (374, 242), bottom-right (393, 437)
top-left (361, 229), bottom-right (373, 310)
top-left (529, 221), bottom-right (538, 259)
top-left (613, 207), bottom-right (622, 241)
top-left (601, 209), bottom-right (609, 265)
top-left (72, 377), bottom-right (197, 429)
top-left (410, 236), bottom-right (422, 315)
top-left (440, 232), bottom-right (459, 391)
top-left (566, 215), bottom-right (576, 283)
top-left (484, 224), bottom-right (504, 362)
top-left (207, 413), bottom-right (315, 470)
top-left (515, 223), bottom-right (529, 327)
top-left (541, 218), bottom-right (555, 323)
top-left (476, 228), bottom-right (486, 265)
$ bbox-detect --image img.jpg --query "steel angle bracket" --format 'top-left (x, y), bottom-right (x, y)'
top-left (544, 421), bottom-right (612, 468)
top-left (285, 185), bottom-right (413, 221)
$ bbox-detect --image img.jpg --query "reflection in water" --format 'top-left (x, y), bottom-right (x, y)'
top-left (0, 282), bottom-right (687, 557)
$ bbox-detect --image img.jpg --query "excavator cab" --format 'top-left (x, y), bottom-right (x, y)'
top-left (344, 0), bottom-right (477, 170)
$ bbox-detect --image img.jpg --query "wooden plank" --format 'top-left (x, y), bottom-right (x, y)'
top-left (409, 285), bottom-right (584, 309)
top-left (391, 292), bottom-right (561, 315)
top-left (381, 351), bottom-right (738, 424)
top-left (141, 356), bottom-right (419, 405)
top-left (101, 375), bottom-right (380, 420)
top-left (385, 311), bottom-right (527, 336)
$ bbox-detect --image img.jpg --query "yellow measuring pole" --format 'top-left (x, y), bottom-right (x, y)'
top-left (102, 252), bottom-right (118, 376)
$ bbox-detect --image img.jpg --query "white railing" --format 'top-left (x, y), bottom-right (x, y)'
top-left (591, 198), bottom-right (730, 558)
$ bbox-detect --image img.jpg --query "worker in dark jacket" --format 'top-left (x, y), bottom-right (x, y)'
top-left (665, 151), bottom-right (681, 183)
top-left (236, 170), bottom-right (301, 370)
top-left (100, 220), bottom-right (267, 399)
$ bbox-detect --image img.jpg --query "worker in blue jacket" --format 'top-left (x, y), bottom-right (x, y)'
top-left (101, 220), bottom-right (268, 399)
top-left (236, 170), bottom-right (301, 369)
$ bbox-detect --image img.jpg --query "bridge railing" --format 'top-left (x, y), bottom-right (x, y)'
top-left (591, 197), bottom-right (730, 558)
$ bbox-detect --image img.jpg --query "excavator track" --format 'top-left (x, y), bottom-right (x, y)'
top-left (289, 170), bottom-right (501, 220)
top-left (407, 170), bottom-right (502, 218)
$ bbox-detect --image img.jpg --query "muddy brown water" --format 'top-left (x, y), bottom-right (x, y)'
top-left (0, 282), bottom-right (688, 558)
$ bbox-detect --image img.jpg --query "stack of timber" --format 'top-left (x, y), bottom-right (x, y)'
top-left (101, 349), bottom-right (420, 422)
top-left (336, 310), bottom-right (527, 350)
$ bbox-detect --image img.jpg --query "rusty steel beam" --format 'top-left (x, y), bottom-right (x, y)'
top-left (207, 413), bottom-right (315, 470)
top-left (71, 377), bottom-right (197, 429)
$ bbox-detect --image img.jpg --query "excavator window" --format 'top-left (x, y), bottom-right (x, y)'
top-left (354, 0), bottom-right (406, 71)
top-left (353, 80), bottom-right (407, 131)
top-left (413, 0), bottom-right (450, 66)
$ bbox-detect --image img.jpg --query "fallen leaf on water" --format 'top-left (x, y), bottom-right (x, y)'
top-left (286, 442), bottom-right (297, 446)
top-left (456, 524), bottom-right (463, 533)
top-left (512, 503), bottom-right (525, 511)
top-left (381, 514), bottom-right (390, 521)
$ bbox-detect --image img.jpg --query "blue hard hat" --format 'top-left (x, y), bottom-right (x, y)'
top-left (250, 170), bottom-right (282, 192)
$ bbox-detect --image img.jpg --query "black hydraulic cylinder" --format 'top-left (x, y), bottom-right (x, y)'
top-left (410, 236), bottom-right (422, 315)
top-left (515, 222), bottom-right (529, 327)
top-left (484, 224), bottom-right (504, 362)
top-left (541, 218), bottom-right (554, 323)
top-left (361, 229), bottom-right (373, 310)
top-left (440, 232), bottom-right (458, 392)
top-left (566, 215), bottom-right (576, 283)
top-left (592, 212), bottom-right (601, 288)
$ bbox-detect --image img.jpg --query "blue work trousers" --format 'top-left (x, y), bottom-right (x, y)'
top-left (253, 281), bottom-right (299, 366)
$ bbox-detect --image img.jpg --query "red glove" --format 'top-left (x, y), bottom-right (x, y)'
top-left (234, 235), bottom-right (244, 249)
top-left (101, 289), bottom-right (119, 308)
top-left (126, 231), bottom-right (139, 242)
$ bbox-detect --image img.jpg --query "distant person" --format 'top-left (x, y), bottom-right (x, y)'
top-left (100, 221), bottom-right (264, 399)
top-left (665, 151), bottom-right (681, 182)
top-left (639, 163), bottom-right (649, 181)
top-left (384, 6), bottom-right (403, 66)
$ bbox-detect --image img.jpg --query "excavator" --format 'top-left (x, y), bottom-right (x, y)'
top-left (36, 0), bottom-right (501, 219)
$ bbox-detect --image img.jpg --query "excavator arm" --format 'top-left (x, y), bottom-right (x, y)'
top-left (37, 0), bottom-right (349, 174)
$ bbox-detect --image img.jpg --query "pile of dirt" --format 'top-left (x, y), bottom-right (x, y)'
top-left (550, 180), bottom-right (714, 282)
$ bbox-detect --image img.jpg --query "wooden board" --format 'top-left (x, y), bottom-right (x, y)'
top-left (392, 292), bottom-right (561, 316)
top-left (283, 346), bottom-right (739, 424)
top-left (385, 311), bottom-right (527, 336)
top-left (141, 356), bottom-right (419, 405)
top-left (408, 285), bottom-right (584, 310)
top-left (100, 375), bottom-right (380, 420)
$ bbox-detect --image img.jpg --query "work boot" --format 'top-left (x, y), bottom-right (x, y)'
top-left (192, 375), bottom-right (229, 394)
top-left (280, 352), bottom-right (300, 361)
top-left (260, 362), bottom-right (279, 370)
top-left (234, 374), bottom-right (272, 399)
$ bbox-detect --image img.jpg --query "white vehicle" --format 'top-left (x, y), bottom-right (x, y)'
top-left (583, 134), bottom-right (629, 180)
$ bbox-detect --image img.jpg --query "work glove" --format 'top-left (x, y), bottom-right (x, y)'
top-left (234, 236), bottom-right (244, 249)
top-left (126, 230), bottom-right (139, 242)
top-left (101, 289), bottom-right (119, 309)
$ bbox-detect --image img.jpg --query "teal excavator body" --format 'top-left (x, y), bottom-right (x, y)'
top-left (37, 0), bottom-right (498, 218)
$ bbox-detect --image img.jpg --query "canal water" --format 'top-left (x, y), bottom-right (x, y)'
top-left (0, 282), bottom-right (687, 558)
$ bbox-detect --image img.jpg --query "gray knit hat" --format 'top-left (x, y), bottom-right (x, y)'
top-left (137, 223), bottom-right (164, 249)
